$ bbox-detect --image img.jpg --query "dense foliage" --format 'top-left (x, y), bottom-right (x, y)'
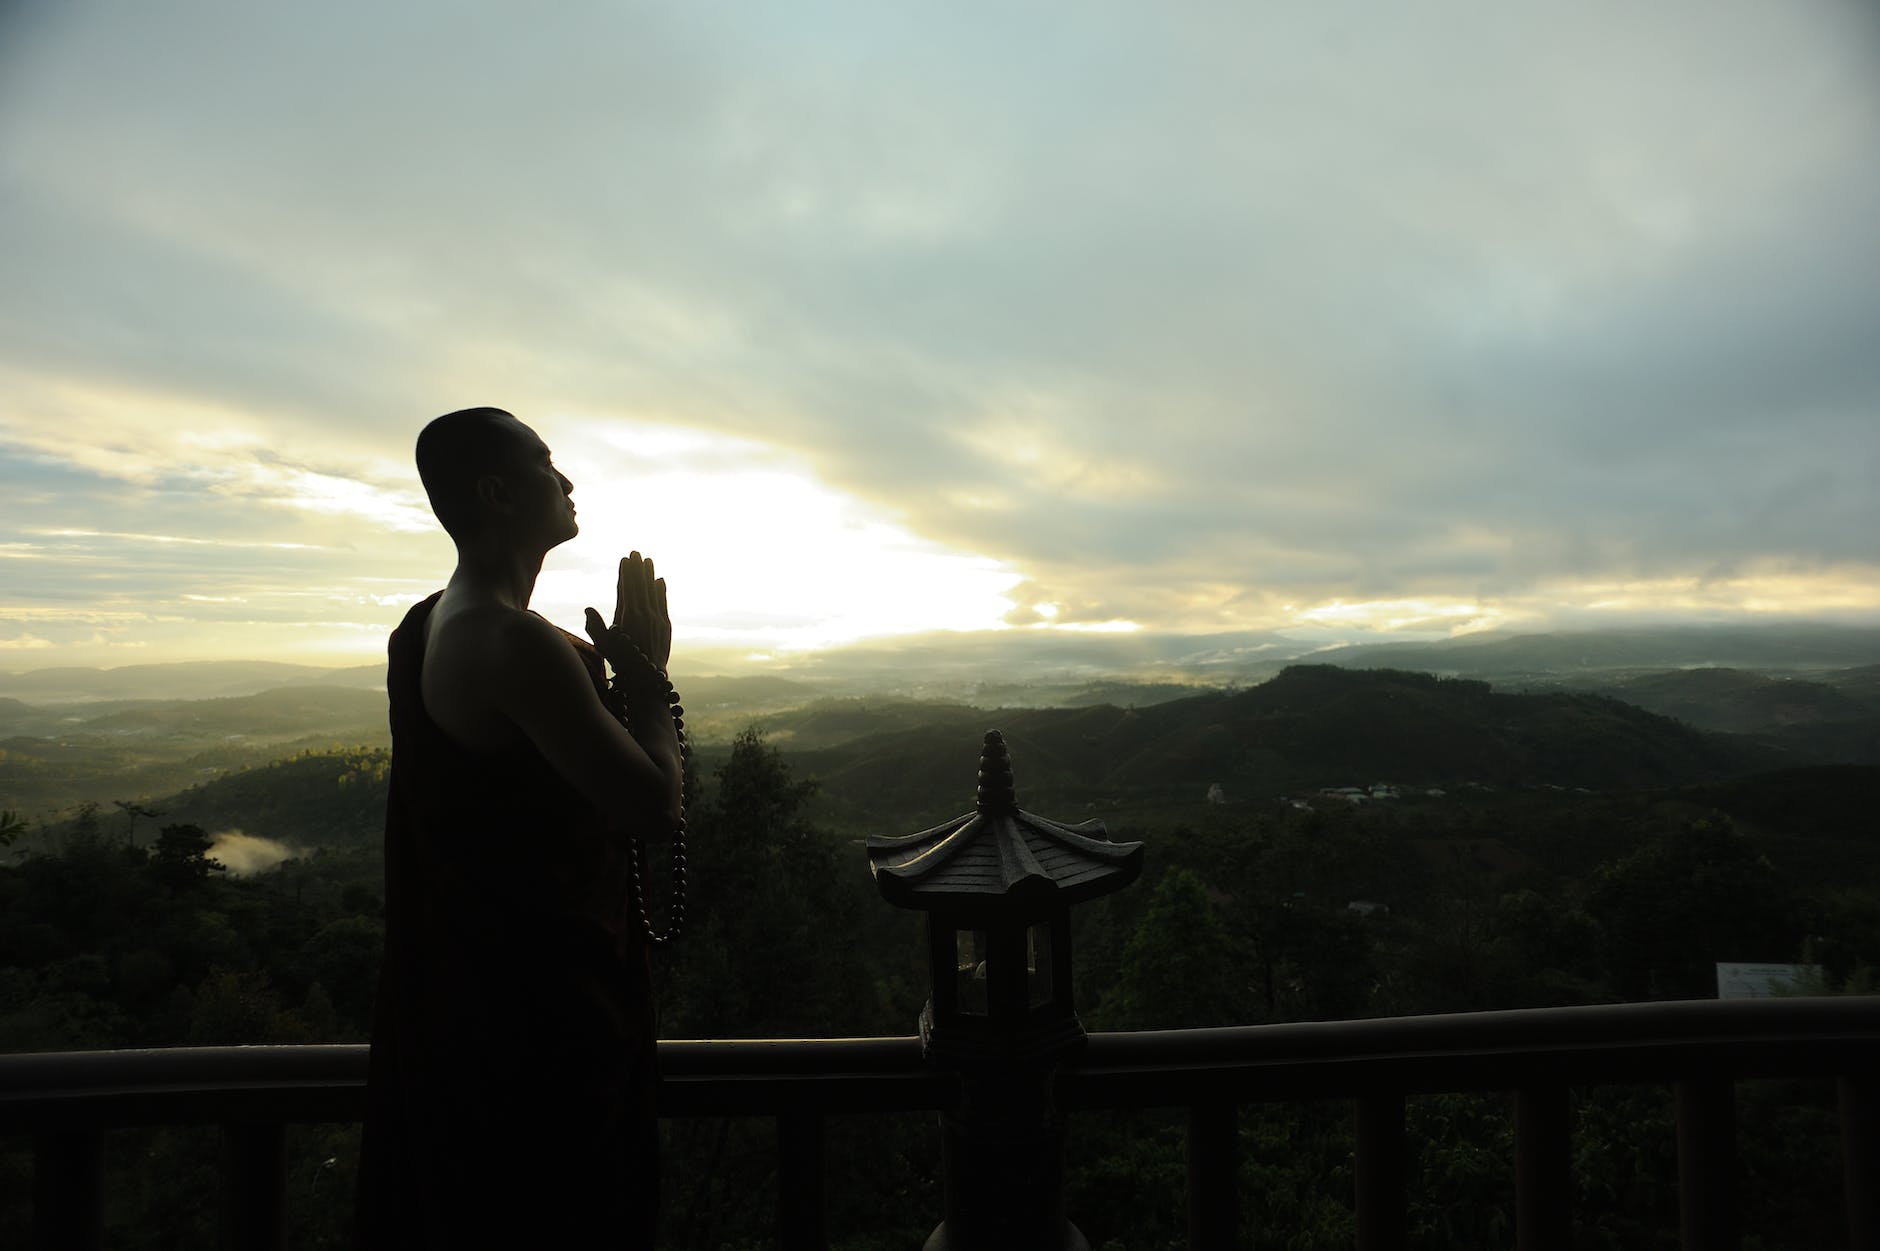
top-left (2, 703), bottom-right (1877, 1247)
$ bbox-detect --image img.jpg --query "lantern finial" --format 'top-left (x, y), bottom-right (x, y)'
top-left (975, 729), bottom-right (1017, 815)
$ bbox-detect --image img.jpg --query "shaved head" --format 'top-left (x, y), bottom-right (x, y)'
top-left (414, 407), bottom-right (535, 541)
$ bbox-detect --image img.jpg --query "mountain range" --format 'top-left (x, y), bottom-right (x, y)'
top-left (777, 665), bottom-right (1782, 825)
top-left (4, 622), bottom-right (1878, 830)
top-left (10, 622), bottom-right (1879, 704)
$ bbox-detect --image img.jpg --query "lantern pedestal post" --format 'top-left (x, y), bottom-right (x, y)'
top-left (925, 1062), bottom-right (1085, 1251)
top-left (868, 731), bottom-right (1143, 1251)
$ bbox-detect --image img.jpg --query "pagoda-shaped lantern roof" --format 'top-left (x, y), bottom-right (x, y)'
top-left (867, 730), bottom-right (1143, 921)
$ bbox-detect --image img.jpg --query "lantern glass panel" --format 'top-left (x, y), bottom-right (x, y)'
top-left (1026, 922), bottom-right (1053, 1008)
top-left (955, 928), bottom-right (989, 1016)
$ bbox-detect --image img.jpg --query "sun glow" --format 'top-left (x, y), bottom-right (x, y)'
top-left (532, 419), bottom-right (1025, 654)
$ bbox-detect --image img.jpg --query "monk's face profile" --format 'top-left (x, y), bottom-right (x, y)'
top-left (491, 416), bottom-right (579, 552)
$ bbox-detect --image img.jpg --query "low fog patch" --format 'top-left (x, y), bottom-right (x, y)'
top-left (208, 829), bottom-right (297, 876)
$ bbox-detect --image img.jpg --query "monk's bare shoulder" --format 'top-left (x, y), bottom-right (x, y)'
top-left (421, 599), bottom-right (580, 753)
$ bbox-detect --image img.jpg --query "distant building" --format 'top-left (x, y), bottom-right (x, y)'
top-left (1347, 900), bottom-right (1389, 918)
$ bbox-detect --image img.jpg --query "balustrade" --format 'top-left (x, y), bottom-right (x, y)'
top-left (3, 998), bottom-right (1876, 1250)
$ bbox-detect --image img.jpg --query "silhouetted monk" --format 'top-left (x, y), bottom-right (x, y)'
top-left (356, 407), bottom-right (681, 1249)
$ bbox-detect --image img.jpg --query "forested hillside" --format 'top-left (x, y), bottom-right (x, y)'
top-left (778, 665), bottom-right (1778, 827)
top-left (1567, 668), bottom-right (1880, 766)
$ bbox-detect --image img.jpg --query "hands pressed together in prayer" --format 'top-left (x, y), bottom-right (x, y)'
top-left (584, 551), bottom-right (672, 680)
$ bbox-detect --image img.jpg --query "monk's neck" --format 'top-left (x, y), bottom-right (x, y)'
top-left (446, 543), bottom-right (547, 611)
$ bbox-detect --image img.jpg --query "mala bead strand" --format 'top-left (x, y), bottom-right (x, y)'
top-left (607, 640), bottom-right (688, 948)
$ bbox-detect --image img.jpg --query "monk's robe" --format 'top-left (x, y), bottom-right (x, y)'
top-left (356, 592), bottom-right (659, 1249)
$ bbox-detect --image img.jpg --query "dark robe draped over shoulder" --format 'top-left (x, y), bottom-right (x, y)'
top-left (356, 592), bottom-right (658, 1249)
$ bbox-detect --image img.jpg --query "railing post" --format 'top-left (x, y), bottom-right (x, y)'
top-left (1676, 1078), bottom-right (1738, 1251)
top-left (1354, 1094), bottom-right (1405, 1251)
top-left (33, 1130), bottom-right (104, 1251)
top-left (1186, 1101), bottom-right (1238, 1251)
top-left (1844, 1074), bottom-right (1878, 1251)
top-left (777, 1110), bottom-right (828, 1251)
top-left (1514, 1084), bottom-right (1571, 1251)
top-left (218, 1120), bottom-right (286, 1251)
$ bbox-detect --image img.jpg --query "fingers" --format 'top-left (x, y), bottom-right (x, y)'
top-left (613, 551), bottom-right (664, 633)
top-left (583, 606), bottom-right (606, 644)
top-left (630, 551), bottom-right (650, 620)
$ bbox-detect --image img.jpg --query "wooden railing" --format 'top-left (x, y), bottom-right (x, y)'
top-left (1069, 997), bottom-right (1880, 1251)
top-left (3, 997), bottom-right (1876, 1250)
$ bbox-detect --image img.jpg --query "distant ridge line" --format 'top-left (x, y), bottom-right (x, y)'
top-left (0, 661), bottom-right (386, 703)
top-left (4, 622), bottom-right (1877, 703)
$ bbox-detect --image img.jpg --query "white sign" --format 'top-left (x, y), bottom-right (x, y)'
top-left (1715, 962), bottom-right (1820, 999)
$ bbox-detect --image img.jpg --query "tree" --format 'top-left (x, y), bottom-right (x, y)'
top-left (113, 800), bottom-right (163, 850)
top-left (294, 916), bottom-right (383, 1030)
top-left (1179, 809), bottom-right (1398, 1022)
top-left (655, 727), bottom-right (863, 1037)
top-left (1098, 867), bottom-right (1248, 1029)
top-left (187, 967), bottom-right (300, 1044)
top-left (651, 728), bottom-right (871, 1251)
top-left (1587, 818), bottom-right (1798, 1000)
top-left (149, 823), bottom-right (225, 891)
top-left (60, 801), bottom-right (107, 857)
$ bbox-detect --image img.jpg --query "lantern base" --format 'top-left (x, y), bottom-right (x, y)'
top-left (923, 1218), bottom-right (1088, 1251)
top-left (919, 999), bottom-right (1088, 1068)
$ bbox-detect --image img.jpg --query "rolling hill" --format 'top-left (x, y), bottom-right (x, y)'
top-left (0, 686), bottom-right (391, 819)
top-left (1591, 668), bottom-right (1873, 733)
top-left (1, 662), bottom-right (1855, 848)
top-left (1548, 667), bottom-right (1880, 768)
top-left (784, 665), bottom-right (1777, 822)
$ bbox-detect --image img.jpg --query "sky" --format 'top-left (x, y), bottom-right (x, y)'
top-left (2, 1), bottom-right (1878, 673)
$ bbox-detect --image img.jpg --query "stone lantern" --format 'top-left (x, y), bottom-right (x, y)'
top-left (868, 730), bottom-right (1143, 1251)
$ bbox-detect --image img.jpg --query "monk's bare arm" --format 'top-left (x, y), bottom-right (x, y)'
top-left (485, 612), bottom-right (682, 830)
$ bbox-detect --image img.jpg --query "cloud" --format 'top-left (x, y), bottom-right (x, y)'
top-left (0, 1), bottom-right (1876, 667)
top-left (0, 363), bottom-right (459, 662)
top-left (207, 829), bottom-right (297, 877)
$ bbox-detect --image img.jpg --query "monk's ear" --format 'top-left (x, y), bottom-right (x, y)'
top-left (473, 472), bottom-right (513, 516)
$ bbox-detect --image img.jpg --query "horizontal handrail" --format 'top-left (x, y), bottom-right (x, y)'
top-left (0, 1044), bottom-right (369, 1129)
top-left (658, 1035), bottom-right (944, 1114)
top-left (0, 1036), bottom-right (943, 1130)
top-left (1068, 996), bottom-right (1880, 1105)
top-left (2, 999), bottom-right (1875, 1132)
